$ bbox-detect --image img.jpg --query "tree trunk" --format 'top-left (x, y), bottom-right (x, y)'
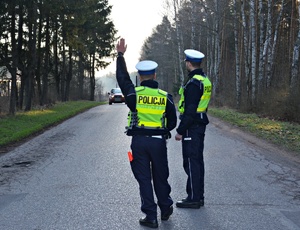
top-left (241, 0), bottom-right (251, 102)
top-left (61, 27), bottom-right (66, 102)
top-left (290, 2), bottom-right (300, 91)
top-left (173, 0), bottom-right (185, 85)
top-left (78, 51), bottom-right (84, 99)
top-left (36, 10), bottom-right (43, 105)
top-left (65, 46), bottom-right (73, 101)
top-left (212, 0), bottom-right (221, 98)
top-left (190, 0), bottom-right (196, 48)
top-left (258, 0), bottom-right (265, 95)
top-left (54, 22), bottom-right (60, 98)
top-left (25, 2), bottom-right (37, 111)
top-left (9, 3), bottom-right (17, 115)
top-left (266, 0), bottom-right (284, 88)
top-left (90, 54), bottom-right (96, 101)
top-left (17, 3), bottom-right (24, 110)
top-left (250, 0), bottom-right (257, 105)
top-left (233, 0), bottom-right (241, 108)
top-left (289, 0), bottom-right (297, 63)
top-left (41, 15), bottom-right (50, 105)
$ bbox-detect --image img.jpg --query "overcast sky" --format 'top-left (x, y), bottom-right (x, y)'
top-left (97, 0), bottom-right (164, 77)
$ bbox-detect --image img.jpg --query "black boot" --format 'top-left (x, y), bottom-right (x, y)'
top-left (161, 206), bottom-right (173, 221)
top-left (176, 199), bottom-right (204, 209)
top-left (181, 198), bottom-right (204, 205)
top-left (139, 217), bottom-right (158, 228)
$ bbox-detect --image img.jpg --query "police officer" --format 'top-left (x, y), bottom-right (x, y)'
top-left (175, 49), bottom-right (212, 209)
top-left (116, 38), bottom-right (177, 228)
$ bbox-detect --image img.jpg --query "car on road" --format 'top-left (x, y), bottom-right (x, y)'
top-left (108, 88), bottom-right (125, 105)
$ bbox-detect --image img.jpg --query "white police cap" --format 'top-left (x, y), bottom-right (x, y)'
top-left (135, 60), bottom-right (158, 75)
top-left (184, 49), bottom-right (205, 62)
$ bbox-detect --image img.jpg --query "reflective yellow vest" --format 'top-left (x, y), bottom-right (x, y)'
top-left (178, 74), bottom-right (212, 114)
top-left (128, 86), bottom-right (168, 129)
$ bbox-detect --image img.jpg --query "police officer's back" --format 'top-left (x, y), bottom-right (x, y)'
top-left (116, 38), bottom-right (177, 228)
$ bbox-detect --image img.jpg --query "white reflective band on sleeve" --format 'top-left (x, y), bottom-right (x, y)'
top-left (184, 137), bottom-right (192, 140)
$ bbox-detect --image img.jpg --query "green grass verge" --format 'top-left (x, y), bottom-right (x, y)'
top-left (208, 107), bottom-right (300, 153)
top-left (0, 101), bottom-right (104, 147)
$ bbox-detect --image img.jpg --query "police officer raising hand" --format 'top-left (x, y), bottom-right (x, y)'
top-left (116, 38), bottom-right (177, 229)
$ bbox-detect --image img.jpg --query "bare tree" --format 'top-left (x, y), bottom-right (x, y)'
top-left (173, 0), bottom-right (185, 85)
top-left (233, 0), bottom-right (241, 108)
top-left (290, 1), bottom-right (300, 91)
top-left (250, 0), bottom-right (257, 105)
top-left (212, 0), bottom-right (221, 97)
top-left (190, 0), bottom-right (197, 48)
top-left (138, 0), bottom-right (300, 121)
top-left (266, 0), bottom-right (285, 88)
top-left (258, 0), bottom-right (265, 95)
top-left (8, 1), bottom-right (17, 115)
top-left (25, 1), bottom-right (38, 111)
top-left (241, 0), bottom-right (251, 101)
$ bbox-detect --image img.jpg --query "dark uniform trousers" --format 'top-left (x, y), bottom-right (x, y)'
top-left (182, 124), bottom-right (206, 201)
top-left (130, 135), bottom-right (173, 220)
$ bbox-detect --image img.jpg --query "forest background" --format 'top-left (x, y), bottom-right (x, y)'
top-left (0, 0), bottom-right (299, 124)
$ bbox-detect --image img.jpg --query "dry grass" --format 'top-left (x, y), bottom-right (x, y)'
top-left (208, 107), bottom-right (300, 153)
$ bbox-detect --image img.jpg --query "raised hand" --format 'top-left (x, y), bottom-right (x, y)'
top-left (116, 38), bottom-right (127, 54)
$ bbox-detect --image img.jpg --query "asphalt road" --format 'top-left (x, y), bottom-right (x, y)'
top-left (0, 104), bottom-right (300, 230)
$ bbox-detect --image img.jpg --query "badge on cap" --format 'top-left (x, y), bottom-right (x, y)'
top-left (184, 49), bottom-right (205, 62)
top-left (135, 60), bottom-right (158, 75)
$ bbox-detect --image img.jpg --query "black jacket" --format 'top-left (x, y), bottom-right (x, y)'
top-left (116, 53), bottom-right (177, 137)
top-left (176, 69), bottom-right (209, 135)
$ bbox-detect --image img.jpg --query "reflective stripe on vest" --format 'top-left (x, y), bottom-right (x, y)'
top-left (128, 86), bottom-right (167, 129)
top-left (178, 74), bottom-right (212, 114)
